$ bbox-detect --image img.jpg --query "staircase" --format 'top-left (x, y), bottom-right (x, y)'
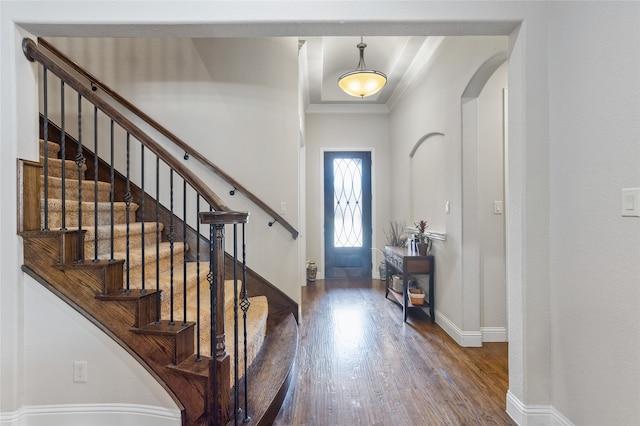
top-left (18, 38), bottom-right (298, 426)
top-left (39, 137), bottom-right (269, 382)
top-left (20, 132), bottom-right (297, 425)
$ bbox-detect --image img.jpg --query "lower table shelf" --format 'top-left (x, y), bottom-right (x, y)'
top-left (387, 288), bottom-right (432, 318)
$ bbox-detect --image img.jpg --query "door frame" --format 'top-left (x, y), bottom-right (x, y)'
top-left (319, 148), bottom-right (377, 280)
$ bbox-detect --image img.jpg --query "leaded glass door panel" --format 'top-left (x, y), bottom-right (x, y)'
top-left (324, 151), bottom-right (372, 279)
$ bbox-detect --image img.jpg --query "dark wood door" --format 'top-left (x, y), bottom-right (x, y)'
top-left (324, 151), bottom-right (372, 279)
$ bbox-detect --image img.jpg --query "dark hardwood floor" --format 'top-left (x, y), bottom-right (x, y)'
top-left (274, 279), bottom-right (514, 426)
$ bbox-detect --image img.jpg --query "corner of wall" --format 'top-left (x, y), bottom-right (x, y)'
top-left (434, 310), bottom-right (482, 347)
top-left (506, 391), bottom-right (575, 426)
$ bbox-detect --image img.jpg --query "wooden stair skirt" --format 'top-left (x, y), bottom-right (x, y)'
top-left (18, 139), bottom-right (298, 425)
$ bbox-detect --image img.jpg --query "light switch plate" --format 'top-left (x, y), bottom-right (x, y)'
top-left (621, 188), bottom-right (640, 217)
top-left (493, 201), bottom-right (503, 215)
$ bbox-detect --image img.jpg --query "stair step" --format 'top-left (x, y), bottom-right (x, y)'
top-left (188, 295), bottom-right (268, 386)
top-left (41, 175), bottom-right (111, 202)
top-left (132, 320), bottom-right (196, 365)
top-left (113, 241), bottom-right (188, 285)
top-left (162, 271), bottom-right (241, 324)
top-left (169, 353), bottom-right (211, 379)
top-left (40, 156), bottom-right (86, 180)
top-left (39, 139), bottom-right (61, 158)
top-left (96, 288), bottom-right (160, 327)
top-left (168, 294), bottom-right (269, 390)
top-left (66, 221), bottom-right (163, 259)
top-left (42, 198), bottom-right (138, 229)
top-left (157, 261), bottom-right (212, 323)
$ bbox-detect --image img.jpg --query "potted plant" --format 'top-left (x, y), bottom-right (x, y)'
top-left (376, 221), bottom-right (409, 280)
top-left (384, 220), bottom-right (408, 248)
top-left (414, 220), bottom-right (431, 256)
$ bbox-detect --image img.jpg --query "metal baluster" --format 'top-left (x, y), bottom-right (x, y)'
top-left (169, 170), bottom-right (175, 325)
top-left (124, 133), bottom-right (132, 292)
top-left (42, 67), bottom-right (49, 231)
top-left (155, 156), bottom-right (161, 323)
top-left (240, 222), bottom-right (251, 423)
top-left (182, 180), bottom-right (188, 326)
top-left (140, 145), bottom-right (145, 293)
top-left (75, 94), bottom-right (85, 262)
top-left (60, 80), bottom-right (66, 231)
top-left (195, 195), bottom-right (201, 360)
top-left (233, 223), bottom-right (240, 424)
top-left (109, 120), bottom-right (115, 262)
top-left (93, 106), bottom-right (99, 261)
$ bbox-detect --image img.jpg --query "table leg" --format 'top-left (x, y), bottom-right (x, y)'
top-left (385, 260), bottom-right (390, 298)
top-left (429, 270), bottom-right (435, 322)
top-left (402, 275), bottom-right (408, 322)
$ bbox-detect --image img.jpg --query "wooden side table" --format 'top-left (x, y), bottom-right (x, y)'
top-left (384, 246), bottom-right (435, 322)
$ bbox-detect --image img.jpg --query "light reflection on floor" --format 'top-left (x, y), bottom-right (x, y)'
top-left (331, 305), bottom-right (364, 354)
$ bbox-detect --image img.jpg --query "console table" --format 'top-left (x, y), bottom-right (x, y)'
top-left (384, 246), bottom-right (435, 322)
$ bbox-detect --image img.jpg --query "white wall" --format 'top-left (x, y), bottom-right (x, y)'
top-left (305, 113), bottom-right (391, 279)
top-left (548, 2), bottom-right (640, 424)
top-left (23, 277), bottom-right (180, 424)
top-left (388, 37), bottom-right (508, 344)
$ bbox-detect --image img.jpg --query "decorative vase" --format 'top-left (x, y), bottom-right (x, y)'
top-left (306, 262), bottom-right (317, 282)
top-left (417, 242), bottom-right (428, 256)
top-left (378, 260), bottom-right (387, 280)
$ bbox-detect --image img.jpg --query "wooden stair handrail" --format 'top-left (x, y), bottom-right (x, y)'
top-left (36, 37), bottom-right (299, 240)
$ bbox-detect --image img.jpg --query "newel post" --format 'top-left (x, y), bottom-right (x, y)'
top-left (199, 210), bottom-right (249, 425)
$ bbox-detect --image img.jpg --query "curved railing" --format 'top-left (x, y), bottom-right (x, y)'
top-left (36, 38), bottom-right (299, 240)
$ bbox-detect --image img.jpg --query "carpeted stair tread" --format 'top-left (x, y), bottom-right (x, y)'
top-left (39, 140), bottom-right (61, 158)
top-left (39, 156), bottom-right (86, 180)
top-left (42, 198), bottom-right (137, 228)
top-left (110, 242), bottom-right (188, 283)
top-left (65, 222), bottom-right (163, 259)
top-left (41, 175), bottom-right (111, 202)
top-left (147, 262), bottom-right (230, 320)
top-left (185, 293), bottom-right (268, 387)
top-left (112, 241), bottom-right (188, 270)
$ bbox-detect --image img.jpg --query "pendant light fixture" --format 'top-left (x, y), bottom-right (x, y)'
top-left (338, 37), bottom-right (387, 98)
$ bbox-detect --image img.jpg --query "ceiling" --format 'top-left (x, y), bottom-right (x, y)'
top-left (300, 36), bottom-right (445, 113)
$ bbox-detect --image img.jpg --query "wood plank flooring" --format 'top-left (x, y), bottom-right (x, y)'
top-left (274, 279), bottom-right (514, 426)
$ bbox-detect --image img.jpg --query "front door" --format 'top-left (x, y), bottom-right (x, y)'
top-left (324, 151), bottom-right (372, 279)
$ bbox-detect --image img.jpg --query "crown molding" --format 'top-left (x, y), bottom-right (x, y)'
top-left (305, 103), bottom-right (389, 114)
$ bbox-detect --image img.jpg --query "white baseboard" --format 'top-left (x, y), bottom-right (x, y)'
top-left (1, 403), bottom-right (181, 426)
top-left (435, 310), bottom-right (482, 347)
top-left (481, 326), bottom-right (508, 342)
top-left (506, 391), bottom-right (575, 426)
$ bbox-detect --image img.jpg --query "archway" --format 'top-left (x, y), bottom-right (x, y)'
top-left (461, 52), bottom-right (509, 344)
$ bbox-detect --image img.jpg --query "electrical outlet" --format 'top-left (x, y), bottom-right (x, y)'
top-left (73, 361), bottom-right (88, 382)
top-left (280, 202), bottom-right (287, 215)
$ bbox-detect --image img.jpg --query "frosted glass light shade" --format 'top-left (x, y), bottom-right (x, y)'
top-left (338, 70), bottom-right (387, 98)
top-left (337, 38), bottom-right (387, 98)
